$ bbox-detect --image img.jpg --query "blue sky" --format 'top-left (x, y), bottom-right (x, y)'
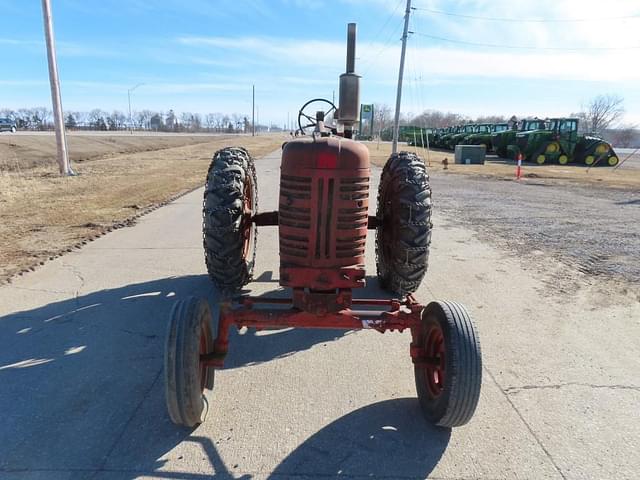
top-left (1, 0), bottom-right (639, 127)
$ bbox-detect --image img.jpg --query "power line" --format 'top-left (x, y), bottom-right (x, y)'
top-left (360, 17), bottom-right (405, 76)
top-left (413, 32), bottom-right (640, 51)
top-left (413, 6), bottom-right (640, 23)
top-left (370, 0), bottom-right (405, 41)
top-left (358, 0), bottom-right (405, 74)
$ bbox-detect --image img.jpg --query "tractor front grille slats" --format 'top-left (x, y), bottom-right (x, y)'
top-left (279, 167), bottom-right (369, 269)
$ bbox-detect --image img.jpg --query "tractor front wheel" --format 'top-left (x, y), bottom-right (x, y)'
top-left (165, 297), bottom-right (215, 427)
top-left (376, 152), bottom-right (432, 295)
top-left (203, 147), bottom-right (257, 295)
top-left (415, 301), bottom-right (482, 428)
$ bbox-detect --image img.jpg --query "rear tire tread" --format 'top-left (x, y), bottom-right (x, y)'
top-left (203, 147), bottom-right (257, 295)
top-left (376, 152), bottom-right (432, 295)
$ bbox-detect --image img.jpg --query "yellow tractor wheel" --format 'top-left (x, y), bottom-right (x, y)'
top-left (595, 143), bottom-right (609, 155)
top-left (545, 142), bottom-right (559, 154)
top-left (585, 155), bottom-right (595, 165)
top-left (558, 155), bottom-right (569, 165)
top-left (608, 156), bottom-right (619, 167)
top-left (536, 154), bottom-right (546, 165)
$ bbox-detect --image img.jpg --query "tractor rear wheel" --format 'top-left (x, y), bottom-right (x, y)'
top-left (376, 152), bottom-right (432, 295)
top-left (415, 301), bottom-right (482, 428)
top-left (165, 297), bottom-right (215, 427)
top-left (203, 147), bottom-right (257, 295)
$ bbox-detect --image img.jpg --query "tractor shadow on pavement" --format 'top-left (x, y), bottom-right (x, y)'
top-left (268, 398), bottom-right (451, 479)
top-left (0, 273), bottom-right (448, 476)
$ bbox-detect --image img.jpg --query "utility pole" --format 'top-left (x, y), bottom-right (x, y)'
top-left (41, 0), bottom-right (73, 176)
top-left (128, 83), bottom-right (144, 133)
top-left (252, 85), bottom-right (255, 137)
top-left (392, 0), bottom-right (412, 155)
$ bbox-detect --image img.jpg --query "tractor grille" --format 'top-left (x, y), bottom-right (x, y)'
top-left (335, 177), bottom-right (369, 259)
top-left (279, 174), bottom-right (369, 266)
top-left (280, 174), bottom-right (312, 258)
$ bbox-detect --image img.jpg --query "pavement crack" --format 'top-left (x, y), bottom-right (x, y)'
top-left (90, 368), bottom-right (163, 479)
top-left (120, 328), bottom-right (158, 340)
top-left (7, 285), bottom-right (73, 295)
top-left (60, 262), bottom-right (86, 304)
top-left (505, 382), bottom-right (640, 394)
top-left (484, 367), bottom-right (568, 480)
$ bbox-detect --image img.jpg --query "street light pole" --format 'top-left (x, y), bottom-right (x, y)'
top-left (252, 84), bottom-right (255, 137)
top-left (128, 83), bottom-right (144, 133)
top-left (41, 0), bottom-right (73, 176)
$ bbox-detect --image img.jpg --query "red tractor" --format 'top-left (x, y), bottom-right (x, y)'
top-left (164, 24), bottom-right (482, 429)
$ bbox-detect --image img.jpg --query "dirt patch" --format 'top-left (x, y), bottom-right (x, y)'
top-left (0, 134), bottom-right (284, 282)
top-left (428, 172), bottom-right (640, 292)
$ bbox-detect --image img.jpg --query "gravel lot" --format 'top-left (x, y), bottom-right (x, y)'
top-left (430, 171), bottom-right (640, 286)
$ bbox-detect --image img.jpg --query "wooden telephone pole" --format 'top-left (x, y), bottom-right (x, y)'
top-left (392, 0), bottom-right (412, 154)
top-left (41, 0), bottom-right (74, 176)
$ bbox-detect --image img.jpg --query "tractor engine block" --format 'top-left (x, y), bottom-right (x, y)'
top-left (279, 137), bottom-right (370, 300)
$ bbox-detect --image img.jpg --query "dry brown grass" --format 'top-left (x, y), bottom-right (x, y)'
top-left (0, 134), bottom-right (284, 282)
top-left (365, 141), bottom-right (640, 190)
top-left (0, 133), bottom-right (229, 170)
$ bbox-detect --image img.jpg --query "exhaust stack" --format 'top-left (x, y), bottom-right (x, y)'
top-left (338, 23), bottom-right (360, 138)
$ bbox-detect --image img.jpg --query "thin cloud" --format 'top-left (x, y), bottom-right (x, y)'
top-left (176, 34), bottom-right (640, 82)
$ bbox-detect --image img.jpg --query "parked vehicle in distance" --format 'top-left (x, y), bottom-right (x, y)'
top-left (464, 123), bottom-right (509, 152)
top-left (0, 118), bottom-right (17, 133)
top-left (406, 127), bottom-right (434, 147)
top-left (446, 124), bottom-right (476, 150)
top-left (516, 118), bottom-right (618, 166)
top-left (492, 118), bottom-right (546, 158)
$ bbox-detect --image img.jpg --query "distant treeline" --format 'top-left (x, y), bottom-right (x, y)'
top-left (0, 107), bottom-right (281, 133)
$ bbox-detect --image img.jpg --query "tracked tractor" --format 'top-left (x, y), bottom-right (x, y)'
top-left (492, 118), bottom-right (546, 158)
top-left (516, 118), bottom-right (619, 166)
top-left (164, 23), bottom-right (482, 430)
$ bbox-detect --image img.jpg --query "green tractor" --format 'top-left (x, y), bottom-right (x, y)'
top-left (463, 123), bottom-right (508, 151)
top-left (406, 126), bottom-right (434, 147)
top-left (492, 118), bottom-right (546, 158)
top-left (438, 125), bottom-right (461, 150)
top-left (516, 118), bottom-right (619, 166)
top-left (432, 127), bottom-right (449, 149)
top-left (446, 124), bottom-right (476, 150)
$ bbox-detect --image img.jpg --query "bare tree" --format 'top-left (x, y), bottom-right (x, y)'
top-left (475, 115), bottom-right (507, 124)
top-left (88, 109), bottom-right (107, 128)
top-left (583, 94), bottom-right (625, 134)
top-left (411, 110), bottom-right (470, 128)
top-left (205, 113), bottom-right (216, 131)
top-left (373, 103), bottom-right (393, 134)
top-left (611, 124), bottom-right (638, 148)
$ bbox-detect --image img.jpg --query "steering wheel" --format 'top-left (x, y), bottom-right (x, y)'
top-left (297, 98), bottom-right (337, 135)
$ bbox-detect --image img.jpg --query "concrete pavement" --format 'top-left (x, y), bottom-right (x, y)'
top-left (0, 149), bottom-right (638, 479)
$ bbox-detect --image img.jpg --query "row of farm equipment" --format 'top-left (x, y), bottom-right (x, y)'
top-left (408, 118), bottom-right (619, 166)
